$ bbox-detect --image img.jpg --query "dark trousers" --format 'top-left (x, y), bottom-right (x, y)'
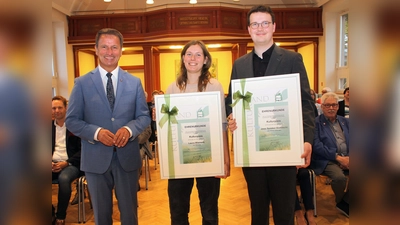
top-left (243, 166), bottom-right (297, 225)
top-left (52, 165), bottom-right (80, 219)
top-left (168, 177), bottom-right (221, 225)
top-left (295, 168), bottom-right (314, 211)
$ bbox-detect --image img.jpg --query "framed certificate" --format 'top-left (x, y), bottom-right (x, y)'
top-left (231, 73), bottom-right (304, 167)
top-left (154, 91), bottom-right (225, 179)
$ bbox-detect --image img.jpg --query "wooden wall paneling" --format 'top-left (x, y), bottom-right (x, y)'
top-left (67, 7), bottom-right (323, 43)
top-left (109, 14), bottom-right (142, 35)
top-left (146, 11), bottom-right (169, 33)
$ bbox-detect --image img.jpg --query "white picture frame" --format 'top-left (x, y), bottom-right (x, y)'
top-left (155, 91), bottom-right (225, 179)
top-left (231, 73), bottom-right (305, 167)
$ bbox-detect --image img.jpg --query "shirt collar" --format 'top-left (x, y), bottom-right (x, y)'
top-left (324, 115), bottom-right (337, 124)
top-left (253, 43), bottom-right (275, 59)
top-left (99, 66), bottom-right (119, 80)
top-left (54, 119), bottom-right (65, 128)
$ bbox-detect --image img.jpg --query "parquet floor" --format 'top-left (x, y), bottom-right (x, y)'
top-left (52, 152), bottom-right (349, 225)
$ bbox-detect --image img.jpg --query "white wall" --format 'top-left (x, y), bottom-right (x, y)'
top-left (52, 8), bottom-right (74, 98)
top-left (319, 0), bottom-right (349, 94)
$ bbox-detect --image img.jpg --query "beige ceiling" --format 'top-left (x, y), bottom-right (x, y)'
top-left (53, 0), bottom-right (329, 16)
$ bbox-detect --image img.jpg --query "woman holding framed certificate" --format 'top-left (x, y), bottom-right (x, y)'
top-left (161, 40), bottom-right (230, 225)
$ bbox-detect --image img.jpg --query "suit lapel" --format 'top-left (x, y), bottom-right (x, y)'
top-left (114, 68), bottom-right (126, 110)
top-left (320, 116), bottom-right (337, 144)
top-left (265, 46), bottom-right (283, 76)
top-left (243, 52), bottom-right (254, 78)
top-left (90, 69), bottom-right (113, 113)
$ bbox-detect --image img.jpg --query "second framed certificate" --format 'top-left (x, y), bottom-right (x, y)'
top-left (231, 73), bottom-right (305, 167)
top-left (154, 91), bottom-right (225, 179)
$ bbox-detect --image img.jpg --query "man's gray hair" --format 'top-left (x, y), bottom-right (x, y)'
top-left (321, 92), bottom-right (339, 104)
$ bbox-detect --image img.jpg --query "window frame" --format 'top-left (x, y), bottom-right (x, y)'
top-left (338, 12), bottom-right (348, 68)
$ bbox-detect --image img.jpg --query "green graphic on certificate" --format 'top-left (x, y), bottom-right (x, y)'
top-left (255, 101), bottom-right (291, 151)
top-left (177, 118), bottom-right (212, 164)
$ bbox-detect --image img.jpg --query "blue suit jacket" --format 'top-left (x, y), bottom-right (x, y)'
top-left (310, 115), bottom-right (349, 175)
top-left (65, 67), bottom-right (151, 174)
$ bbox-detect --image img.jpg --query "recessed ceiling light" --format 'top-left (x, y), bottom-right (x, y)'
top-left (146, 0), bottom-right (154, 4)
top-left (189, 0), bottom-right (197, 4)
top-left (233, 0), bottom-right (240, 2)
top-left (104, 0), bottom-right (111, 2)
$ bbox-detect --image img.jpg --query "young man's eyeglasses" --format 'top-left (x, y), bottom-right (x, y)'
top-left (249, 21), bottom-right (272, 29)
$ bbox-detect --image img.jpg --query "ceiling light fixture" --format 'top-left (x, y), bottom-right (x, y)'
top-left (208, 44), bottom-right (221, 48)
top-left (104, 0), bottom-right (111, 2)
top-left (169, 45), bottom-right (183, 49)
top-left (189, 0), bottom-right (197, 4)
top-left (146, 0), bottom-right (154, 4)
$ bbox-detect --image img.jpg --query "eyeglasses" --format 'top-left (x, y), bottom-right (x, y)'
top-left (249, 21), bottom-right (272, 29)
top-left (323, 103), bottom-right (339, 108)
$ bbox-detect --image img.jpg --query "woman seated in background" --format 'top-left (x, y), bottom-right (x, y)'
top-left (338, 87), bottom-right (349, 118)
top-left (310, 89), bottom-right (322, 117)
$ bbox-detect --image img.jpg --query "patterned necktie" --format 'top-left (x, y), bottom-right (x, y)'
top-left (106, 72), bottom-right (115, 110)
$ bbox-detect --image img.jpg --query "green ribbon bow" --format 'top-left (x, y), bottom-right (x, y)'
top-left (230, 79), bottom-right (252, 166)
top-left (158, 95), bottom-right (179, 178)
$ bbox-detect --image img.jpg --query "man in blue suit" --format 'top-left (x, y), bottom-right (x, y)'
top-left (66, 28), bottom-right (151, 225)
top-left (311, 92), bottom-right (349, 217)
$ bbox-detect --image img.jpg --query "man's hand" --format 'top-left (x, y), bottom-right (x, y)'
top-left (97, 129), bottom-right (115, 146)
top-left (115, 127), bottom-right (130, 147)
top-left (299, 142), bottom-right (312, 168)
top-left (52, 161), bottom-right (68, 173)
top-left (337, 156), bottom-right (349, 170)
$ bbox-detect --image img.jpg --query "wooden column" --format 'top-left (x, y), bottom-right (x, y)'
top-left (313, 41), bottom-right (319, 92)
top-left (143, 45), bottom-right (160, 101)
top-left (238, 42), bottom-right (248, 58)
top-left (231, 44), bottom-right (238, 65)
top-left (152, 47), bottom-right (161, 93)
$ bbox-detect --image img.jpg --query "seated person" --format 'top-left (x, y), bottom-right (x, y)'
top-left (310, 92), bottom-right (349, 218)
top-left (310, 89), bottom-right (322, 117)
top-left (316, 87), bottom-right (331, 104)
top-left (294, 168), bottom-right (316, 225)
top-left (338, 87), bottom-right (350, 118)
top-left (52, 96), bottom-right (82, 225)
top-left (148, 90), bottom-right (159, 144)
top-left (137, 124), bottom-right (152, 190)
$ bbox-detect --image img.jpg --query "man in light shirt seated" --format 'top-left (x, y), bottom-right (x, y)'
top-left (52, 96), bottom-right (82, 225)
